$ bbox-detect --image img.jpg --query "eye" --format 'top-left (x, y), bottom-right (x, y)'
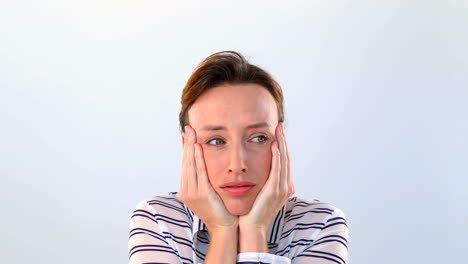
top-left (207, 138), bottom-right (225, 146)
top-left (251, 135), bottom-right (268, 143)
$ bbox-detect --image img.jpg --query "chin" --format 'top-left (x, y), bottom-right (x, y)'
top-left (223, 197), bottom-right (255, 216)
top-left (227, 206), bottom-right (250, 216)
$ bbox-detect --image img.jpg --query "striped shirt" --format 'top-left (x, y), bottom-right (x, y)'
top-left (128, 192), bottom-right (349, 264)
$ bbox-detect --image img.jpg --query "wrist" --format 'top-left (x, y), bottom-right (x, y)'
top-left (209, 225), bottom-right (238, 237)
top-left (205, 226), bottom-right (239, 264)
top-left (239, 227), bottom-right (269, 253)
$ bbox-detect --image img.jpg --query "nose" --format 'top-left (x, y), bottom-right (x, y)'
top-left (228, 141), bottom-right (248, 175)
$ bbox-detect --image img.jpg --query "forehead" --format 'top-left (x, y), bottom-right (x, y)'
top-left (188, 83), bottom-right (278, 128)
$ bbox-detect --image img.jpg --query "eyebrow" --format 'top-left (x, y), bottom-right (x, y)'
top-left (199, 122), bottom-right (271, 131)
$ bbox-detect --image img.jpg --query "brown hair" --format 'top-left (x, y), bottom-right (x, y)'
top-left (179, 51), bottom-right (284, 133)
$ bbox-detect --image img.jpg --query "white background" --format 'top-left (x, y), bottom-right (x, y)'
top-left (1, 1), bottom-right (466, 263)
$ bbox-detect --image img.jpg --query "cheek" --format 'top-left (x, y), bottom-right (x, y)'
top-left (246, 146), bottom-right (272, 182)
top-left (202, 150), bottom-right (226, 183)
top-left (202, 145), bottom-right (273, 183)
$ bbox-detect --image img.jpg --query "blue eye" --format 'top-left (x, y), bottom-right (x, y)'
top-left (207, 138), bottom-right (225, 145)
top-left (252, 135), bottom-right (268, 143)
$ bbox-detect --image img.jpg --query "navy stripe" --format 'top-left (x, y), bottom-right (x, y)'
top-left (193, 247), bottom-right (206, 260)
top-left (312, 239), bottom-right (348, 249)
top-left (315, 234), bottom-right (348, 247)
top-left (295, 201), bottom-right (326, 207)
top-left (159, 196), bottom-right (184, 204)
top-left (129, 245), bottom-right (187, 261)
top-left (129, 193), bottom-right (348, 263)
top-left (272, 206), bottom-right (284, 243)
top-left (162, 232), bottom-right (193, 248)
top-left (269, 207), bottom-right (282, 242)
top-left (300, 250), bottom-right (346, 264)
top-left (280, 225), bottom-right (323, 240)
top-left (129, 244), bottom-right (174, 257)
top-left (186, 206), bottom-right (194, 223)
top-left (287, 209), bottom-right (334, 223)
top-left (153, 215), bottom-right (191, 229)
top-left (295, 254), bottom-right (343, 264)
top-left (268, 243), bottom-right (277, 249)
top-left (280, 222), bottom-right (324, 240)
top-left (327, 216), bottom-right (346, 223)
top-left (196, 234), bottom-right (210, 244)
top-left (154, 214), bottom-right (190, 225)
top-left (148, 200), bottom-right (186, 214)
top-left (129, 228), bottom-right (168, 244)
top-left (294, 204), bottom-right (333, 210)
top-left (323, 221), bottom-right (348, 229)
top-left (276, 238), bottom-right (315, 255)
top-left (132, 209), bottom-right (155, 218)
top-left (131, 213), bottom-right (158, 225)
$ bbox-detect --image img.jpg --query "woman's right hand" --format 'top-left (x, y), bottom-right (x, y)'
top-left (178, 125), bottom-right (238, 235)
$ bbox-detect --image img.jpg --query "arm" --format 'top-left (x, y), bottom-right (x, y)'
top-left (237, 122), bottom-right (295, 263)
top-left (179, 125), bottom-right (239, 264)
top-left (205, 226), bottom-right (239, 263)
top-left (128, 201), bottom-right (183, 264)
top-left (292, 208), bottom-right (349, 264)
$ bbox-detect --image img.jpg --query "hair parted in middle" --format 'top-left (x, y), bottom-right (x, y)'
top-left (179, 51), bottom-right (285, 133)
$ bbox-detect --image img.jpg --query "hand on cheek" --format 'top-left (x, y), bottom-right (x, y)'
top-left (178, 125), bottom-right (238, 235)
top-left (238, 122), bottom-right (295, 253)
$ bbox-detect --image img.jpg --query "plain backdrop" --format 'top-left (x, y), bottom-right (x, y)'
top-left (1, 1), bottom-right (466, 263)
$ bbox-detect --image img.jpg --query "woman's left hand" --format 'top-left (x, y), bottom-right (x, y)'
top-left (238, 121), bottom-right (295, 252)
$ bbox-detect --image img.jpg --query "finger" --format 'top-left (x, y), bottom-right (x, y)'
top-left (186, 126), bottom-right (198, 193)
top-left (194, 143), bottom-right (210, 190)
top-left (276, 122), bottom-right (287, 189)
top-left (268, 140), bottom-right (281, 188)
top-left (280, 122), bottom-right (290, 186)
top-left (281, 123), bottom-right (294, 195)
top-left (180, 126), bottom-right (189, 193)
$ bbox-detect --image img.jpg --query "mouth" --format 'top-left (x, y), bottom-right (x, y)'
top-left (220, 181), bottom-right (256, 197)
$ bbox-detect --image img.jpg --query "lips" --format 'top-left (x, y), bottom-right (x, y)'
top-left (220, 181), bottom-right (256, 196)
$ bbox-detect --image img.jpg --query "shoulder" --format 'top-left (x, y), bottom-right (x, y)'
top-left (284, 196), bottom-right (348, 231)
top-left (133, 192), bottom-right (187, 217)
top-left (277, 197), bottom-right (349, 261)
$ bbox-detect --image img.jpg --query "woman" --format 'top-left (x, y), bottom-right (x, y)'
top-left (128, 51), bottom-right (349, 264)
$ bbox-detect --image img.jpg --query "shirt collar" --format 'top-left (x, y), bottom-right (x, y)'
top-left (183, 202), bottom-right (287, 245)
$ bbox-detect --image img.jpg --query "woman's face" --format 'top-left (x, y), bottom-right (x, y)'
top-left (185, 83), bottom-right (279, 216)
